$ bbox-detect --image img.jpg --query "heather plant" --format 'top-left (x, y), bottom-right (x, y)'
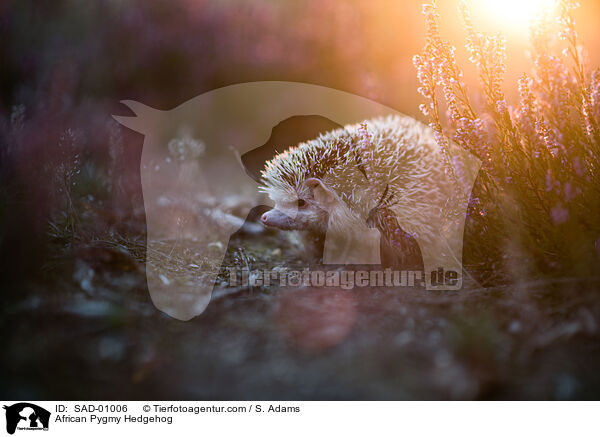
top-left (53, 128), bottom-right (82, 233)
top-left (414, 0), bottom-right (600, 282)
top-left (107, 119), bottom-right (124, 199)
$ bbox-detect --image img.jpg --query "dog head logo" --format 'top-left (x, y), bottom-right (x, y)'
top-left (113, 81), bottom-right (481, 321)
top-left (3, 403), bottom-right (50, 435)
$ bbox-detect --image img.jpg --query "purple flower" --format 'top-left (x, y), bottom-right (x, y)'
top-left (573, 156), bottom-right (584, 177)
top-left (564, 181), bottom-right (576, 202)
top-left (550, 204), bottom-right (569, 225)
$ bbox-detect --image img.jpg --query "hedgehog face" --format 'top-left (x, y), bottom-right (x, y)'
top-left (261, 177), bottom-right (340, 233)
top-left (260, 199), bottom-right (327, 232)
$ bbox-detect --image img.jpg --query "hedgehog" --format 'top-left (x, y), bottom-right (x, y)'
top-left (259, 114), bottom-right (457, 269)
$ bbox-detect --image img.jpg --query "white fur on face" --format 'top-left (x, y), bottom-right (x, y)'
top-left (268, 183), bottom-right (367, 237)
top-left (269, 197), bottom-right (327, 232)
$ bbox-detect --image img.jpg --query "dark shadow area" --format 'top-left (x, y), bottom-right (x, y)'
top-left (241, 115), bottom-right (343, 182)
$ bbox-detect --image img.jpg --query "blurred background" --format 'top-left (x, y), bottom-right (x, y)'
top-left (2, 0), bottom-right (600, 400)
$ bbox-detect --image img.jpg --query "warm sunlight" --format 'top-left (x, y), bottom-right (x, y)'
top-left (469, 0), bottom-right (557, 33)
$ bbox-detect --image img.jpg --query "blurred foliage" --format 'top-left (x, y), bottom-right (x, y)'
top-left (2, 0), bottom-right (600, 400)
top-left (415, 0), bottom-right (600, 283)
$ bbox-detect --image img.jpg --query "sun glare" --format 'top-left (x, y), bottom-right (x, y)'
top-left (470, 0), bottom-right (557, 33)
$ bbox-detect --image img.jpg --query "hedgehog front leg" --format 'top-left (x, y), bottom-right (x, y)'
top-left (301, 231), bottom-right (326, 264)
top-left (368, 205), bottom-right (424, 270)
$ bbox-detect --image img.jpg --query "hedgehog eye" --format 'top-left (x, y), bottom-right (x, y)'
top-left (297, 199), bottom-right (306, 208)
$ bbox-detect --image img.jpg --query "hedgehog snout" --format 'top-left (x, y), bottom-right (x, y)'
top-left (261, 209), bottom-right (296, 230)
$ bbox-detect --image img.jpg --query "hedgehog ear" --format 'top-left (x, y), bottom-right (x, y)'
top-left (305, 177), bottom-right (335, 209)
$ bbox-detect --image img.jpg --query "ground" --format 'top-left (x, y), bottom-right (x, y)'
top-left (2, 220), bottom-right (600, 400)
